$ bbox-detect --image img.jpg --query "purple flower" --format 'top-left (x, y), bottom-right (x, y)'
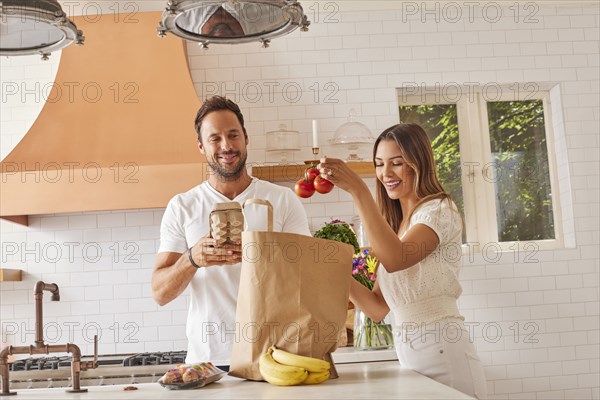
top-left (352, 252), bottom-right (379, 290)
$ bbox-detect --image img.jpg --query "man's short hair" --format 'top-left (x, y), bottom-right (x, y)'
top-left (194, 96), bottom-right (247, 142)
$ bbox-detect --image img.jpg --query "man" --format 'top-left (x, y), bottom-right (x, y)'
top-left (151, 96), bottom-right (310, 368)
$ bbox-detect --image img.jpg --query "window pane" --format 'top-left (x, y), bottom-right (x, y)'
top-left (398, 104), bottom-right (464, 216)
top-left (487, 100), bottom-right (555, 241)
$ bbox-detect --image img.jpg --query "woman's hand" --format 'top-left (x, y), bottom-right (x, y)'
top-left (317, 156), bottom-right (367, 195)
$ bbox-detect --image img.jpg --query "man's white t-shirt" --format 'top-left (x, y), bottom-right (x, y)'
top-left (158, 177), bottom-right (310, 365)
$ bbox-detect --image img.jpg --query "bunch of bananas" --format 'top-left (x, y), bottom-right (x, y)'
top-left (259, 346), bottom-right (331, 386)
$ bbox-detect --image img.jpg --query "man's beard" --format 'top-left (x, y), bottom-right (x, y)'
top-left (207, 151), bottom-right (247, 180)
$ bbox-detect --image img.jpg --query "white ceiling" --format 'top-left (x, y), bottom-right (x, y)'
top-left (58, 0), bottom-right (598, 16)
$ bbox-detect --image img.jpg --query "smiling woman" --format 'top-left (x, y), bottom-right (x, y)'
top-left (318, 124), bottom-right (487, 399)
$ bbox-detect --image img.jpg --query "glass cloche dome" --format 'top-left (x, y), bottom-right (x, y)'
top-left (329, 109), bottom-right (375, 161)
top-left (266, 124), bottom-right (300, 164)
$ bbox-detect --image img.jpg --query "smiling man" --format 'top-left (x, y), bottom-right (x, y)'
top-left (151, 96), bottom-right (310, 368)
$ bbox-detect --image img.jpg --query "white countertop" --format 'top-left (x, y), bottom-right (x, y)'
top-left (332, 346), bottom-right (398, 364)
top-left (4, 361), bottom-right (473, 399)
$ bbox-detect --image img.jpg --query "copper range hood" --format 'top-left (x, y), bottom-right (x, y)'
top-left (0, 12), bottom-right (205, 226)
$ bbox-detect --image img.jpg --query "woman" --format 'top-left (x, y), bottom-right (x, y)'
top-left (319, 123), bottom-right (487, 399)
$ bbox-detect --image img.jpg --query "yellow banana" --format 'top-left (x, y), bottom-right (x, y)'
top-left (261, 369), bottom-right (309, 386)
top-left (271, 346), bottom-right (330, 373)
top-left (259, 347), bottom-right (308, 386)
top-left (302, 370), bottom-right (330, 385)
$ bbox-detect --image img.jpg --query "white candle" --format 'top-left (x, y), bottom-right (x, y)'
top-left (312, 120), bottom-right (319, 148)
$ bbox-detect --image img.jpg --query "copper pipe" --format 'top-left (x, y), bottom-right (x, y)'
top-left (0, 282), bottom-right (91, 396)
top-left (0, 346), bottom-right (13, 396)
top-left (34, 281), bottom-right (59, 347)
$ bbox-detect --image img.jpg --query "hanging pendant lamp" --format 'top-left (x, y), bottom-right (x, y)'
top-left (0, 0), bottom-right (84, 60)
top-left (158, 0), bottom-right (309, 48)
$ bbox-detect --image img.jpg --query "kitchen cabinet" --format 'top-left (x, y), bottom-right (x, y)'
top-left (7, 361), bottom-right (473, 399)
top-left (252, 162), bottom-right (374, 182)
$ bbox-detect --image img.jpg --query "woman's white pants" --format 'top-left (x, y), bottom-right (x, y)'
top-left (394, 318), bottom-right (488, 399)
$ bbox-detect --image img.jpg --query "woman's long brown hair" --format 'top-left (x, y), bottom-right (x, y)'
top-left (373, 123), bottom-right (453, 234)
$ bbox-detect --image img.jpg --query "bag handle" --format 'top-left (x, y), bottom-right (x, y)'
top-left (242, 199), bottom-right (273, 232)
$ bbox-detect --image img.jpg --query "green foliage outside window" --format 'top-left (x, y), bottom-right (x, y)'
top-left (399, 100), bottom-right (554, 242)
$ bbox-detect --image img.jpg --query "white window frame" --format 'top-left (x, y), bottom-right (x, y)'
top-left (397, 83), bottom-right (565, 253)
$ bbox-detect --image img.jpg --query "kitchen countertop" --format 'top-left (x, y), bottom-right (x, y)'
top-left (3, 361), bottom-right (473, 399)
top-left (332, 346), bottom-right (398, 364)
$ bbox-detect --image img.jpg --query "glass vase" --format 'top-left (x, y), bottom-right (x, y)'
top-left (353, 307), bottom-right (394, 350)
top-left (351, 215), bottom-right (369, 248)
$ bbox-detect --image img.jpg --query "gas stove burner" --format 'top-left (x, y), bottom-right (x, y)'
top-left (122, 351), bottom-right (187, 367)
top-left (8, 356), bottom-right (71, 371)
top-left (8, 351), bottom-right (188, 372)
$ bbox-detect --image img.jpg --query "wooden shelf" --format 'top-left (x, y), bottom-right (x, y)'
top-left (252, 162), bottom-right (374, 182)
top-left (0, 216), bottom-right (28, 226)
top-left (0, 268), bottom-right (23, 282)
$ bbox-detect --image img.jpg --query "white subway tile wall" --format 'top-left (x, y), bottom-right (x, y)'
top-left (1, 3), bottom-right (599, 398)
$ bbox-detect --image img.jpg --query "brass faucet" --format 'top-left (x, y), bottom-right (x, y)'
top-left (0, 281), bottom-right (97, 396)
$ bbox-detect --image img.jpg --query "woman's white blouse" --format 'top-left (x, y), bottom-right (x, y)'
top-left (378, 198), bottom-right (465, 325)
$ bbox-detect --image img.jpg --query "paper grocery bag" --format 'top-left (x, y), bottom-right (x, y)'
top-left (229, 199), bottom-right (353, 381)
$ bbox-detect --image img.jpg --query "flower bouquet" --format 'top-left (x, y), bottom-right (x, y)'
top-left (352, 249), bottom-right (394, 350)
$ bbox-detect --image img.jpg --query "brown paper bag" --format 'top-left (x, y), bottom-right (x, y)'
top-left (229, 199), bottom-right (353, 381)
